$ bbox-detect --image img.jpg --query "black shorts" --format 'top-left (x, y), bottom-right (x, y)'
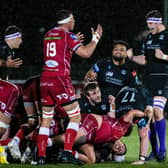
top-left (144, 74), bottom-right (168, 98)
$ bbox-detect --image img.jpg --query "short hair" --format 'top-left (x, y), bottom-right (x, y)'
top-left (4, 25), bottom-right (22, 36)
top-left (112, 40), bottom-right (129, 50)
top-left (83, 83), bottom-right (99, 96)
top-left (56, 9), bottom-right (73, 25)
top-left (145, 10), bottom-right (162, 19)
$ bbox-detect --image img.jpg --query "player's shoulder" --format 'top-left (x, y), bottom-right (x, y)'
top-left (96, 57), bottom-right (111, 65)
top-left (0, 79), bottom-right (19, 91)
top-left (45, 27), bottom-right (64, 37)
top-left (162, 29), bottom-right (168, 36)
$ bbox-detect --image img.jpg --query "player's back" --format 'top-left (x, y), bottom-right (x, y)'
top-left (0, 79), bottom-right (19, 115)
top-left (115, 85), bottom-right (152, 118)
top-left (42, 27), bottom-right (81, 76)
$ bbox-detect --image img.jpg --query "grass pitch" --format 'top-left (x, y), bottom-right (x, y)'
top-left (0, 122), bottom-right (167, 168)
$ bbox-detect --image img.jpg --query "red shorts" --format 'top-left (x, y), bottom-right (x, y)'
top-left (40, 75), bottom-right (76, 106)
top-left (0, 80), bottom-right (19, 117)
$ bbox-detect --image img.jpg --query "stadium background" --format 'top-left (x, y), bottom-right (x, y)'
top-left (0, 0), bottom-right (165, 80)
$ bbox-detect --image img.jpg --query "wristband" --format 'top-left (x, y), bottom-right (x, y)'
top-left (139, 155), bottom-right (147, 161)
top-left (92, 32), bottom-right (100, 44)
top-left (162, 54), bottom-right (167, 60)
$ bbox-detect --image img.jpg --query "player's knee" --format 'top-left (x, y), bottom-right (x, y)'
top-left (28, 115), bottom-right (39, 127)
top-left (88, 157), bottom-right (96, 164)
top-left (66, 105), bottom-right (81, 119)
top-left (0, 121), bottom-right (9, 136)
top-left (153, 107), bottom-right (165, 120)
top-left (153, 98), bottom-right (166, 114)
top-left (42, 107), bottom-right (54, 119)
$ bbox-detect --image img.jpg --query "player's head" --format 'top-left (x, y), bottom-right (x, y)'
top-left (145, 10), bottom-right (163, 34)
top-left (111, 139), bottom-right (127, 155)
top-left (112, 40), bottom-right (129, 64)
top-left (56, 9), bottom-right (75, 30)
top-left (84, 83), bottom-right (102, 105)
top-left (4, 25), bottom-right (22, 49)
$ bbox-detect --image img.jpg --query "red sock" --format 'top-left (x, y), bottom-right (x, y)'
top-left (30, 130), bottom-right (38, 142)
top-left (0, 138), bottom-right (11, 146)
top-left (37, 134), bottom-right (48, 157)
top-left (15, 128), bottom-right (26, 141)
top-left (64, 128), bottom-right (77, 151)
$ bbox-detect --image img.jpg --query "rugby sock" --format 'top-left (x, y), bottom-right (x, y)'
top-left (14, 125), bottom-right (36, 142)
top-left (64, 122), bottom-right (79, 152)
top-left (15, 126), bottom-right (27, 141)
top-left (149, 122), bottom-right (159, 154)
top-left (155, 118), bottom-right (166, 152)
top-left (37, 127), bottom-right (49, 157)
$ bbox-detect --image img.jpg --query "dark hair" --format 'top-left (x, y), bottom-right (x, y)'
top-left (4, 25), bottom-right (22, 36)
top-left (145, 10), bottom-right (162, 19)
top-left (112, 40), bottom-right (129, 50)
top-left (56, 9), bottom-right (73, 25)
top-left (83, 83), bottom-right (99, 96)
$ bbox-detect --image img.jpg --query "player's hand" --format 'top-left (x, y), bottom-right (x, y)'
top-left (155, 49), bottom-right (166, 60)
top-left (7, 56), bottom-right (23, 68)
top-left (108, 95), bottom-right (115, 104)
top-left (84, 70), bottom-right (97, 83)
top-left (127, 48), bottom-right (133, 59)
top-left (91, 24), bottom-right (103, 42)
top-left (76, 32), bottom-right (84, 42)
top-left (131, 160), bottom-right (145, 165)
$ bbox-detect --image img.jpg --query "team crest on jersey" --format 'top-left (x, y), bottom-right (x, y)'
top-left (105, 71), bottom-right (113, 77)
top-left (101, 104), bottom-right (107, 110)
top-left (70, 34), bottom-right (78, 40)
top-left (158, 90), bottom-right (163, 95)
top-left (121, 69), bottom-right (127, 75)
top-left (108, 65), bottom-right (112, 69)
top-left (159, 35), bottom-right (164, 40)
top-left (147, 40), bottom-right (152, 45)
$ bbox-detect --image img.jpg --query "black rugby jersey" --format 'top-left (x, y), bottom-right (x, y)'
top-left (115, 85), bottom-right (153, 118)
top-left (78, 96), bottom-right (110, 115)
top-left (0, 41), bottom-right (15, 79)
top-left (92, 57), bottom-right (136, 97)
top-left (141, 29), bottom-right (168, 74)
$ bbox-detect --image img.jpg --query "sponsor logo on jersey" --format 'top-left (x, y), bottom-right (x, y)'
top-left (101, 104), bottom-right (107, 110)
top-left (44, 37), bottom-right (61, 40)
top-left (70, 34), bottom-right (78, 40)
top-left (147, 40), bottom-right (152, 45)
top-left (48, 32), bottom-right (59, 36)
top-left (105, 71), bottom-right (113, 77)
top-left (158, 90), bottom-right (163, 95)
top-left (45, 60), bottom-right (58, 68)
